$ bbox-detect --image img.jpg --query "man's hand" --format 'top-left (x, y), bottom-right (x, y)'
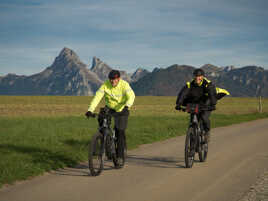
top-left (175, 105), bottom-right (182, 110)
top-left (85, 111), bottom-right (96, 118)
top-left (121, 106), bottom-right (129, 114)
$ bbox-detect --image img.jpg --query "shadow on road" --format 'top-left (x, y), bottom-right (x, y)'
top-left (52, 154), bottom-right (186, 177)
top-left (51, 160), bottom-right (116, 177)
top-left (51, 163), bottom-right (89, 177)
top-left (126, 154), bottom-right (185, 168)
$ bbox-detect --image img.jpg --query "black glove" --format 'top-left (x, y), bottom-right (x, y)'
top-left (121, 106), bottom-right (129, 115)
top-left (175, 105), bottom-right (182, 110)
top-left (123, 106), bottom-right (129, 111)
top-left (85, 111), bottom-right (95, 118)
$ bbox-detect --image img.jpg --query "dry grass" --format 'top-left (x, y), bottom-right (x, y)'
top-left (0, 96), bottom-right (267, 117)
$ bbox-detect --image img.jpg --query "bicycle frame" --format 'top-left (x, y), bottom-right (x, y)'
top-left (97, 107), bottom-right (116, 154)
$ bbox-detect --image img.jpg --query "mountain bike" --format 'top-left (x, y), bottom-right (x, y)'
top-left (182, 104), bottom-right (209, 168)
top-left (88, 107), bottom-right (126, 176)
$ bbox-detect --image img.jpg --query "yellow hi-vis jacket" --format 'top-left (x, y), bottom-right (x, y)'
top-left (88, 79), bottom-right (135, 113)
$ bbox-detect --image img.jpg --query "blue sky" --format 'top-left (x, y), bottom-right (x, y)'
top-left (1, 0), bottom-right (268, 76)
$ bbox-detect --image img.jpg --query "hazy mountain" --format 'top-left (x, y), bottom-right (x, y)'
top-left (131, 63), bottom-right (268, 97)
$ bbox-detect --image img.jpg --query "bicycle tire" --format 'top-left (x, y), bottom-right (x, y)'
top-left (185, 127), bottom-right (195, 168)
top-left (88, 132), bottom-right (104, 176)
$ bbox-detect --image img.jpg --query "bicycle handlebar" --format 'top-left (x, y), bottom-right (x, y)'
top-left (87, 107), bottom-right (113, 119)
top-left (179, 104), bottom-right (215, 113)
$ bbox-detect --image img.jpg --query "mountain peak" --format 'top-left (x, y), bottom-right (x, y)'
top-left (90, 57), bottom-right (112, 81)
top-left (131, 68), bottom-right (149, 82)
top-left (90, 57), bottom-right (110, 70)
top-left (51, 47), bottom-right (84, 70)
top-left (58, 47), bottom-right (80, 61)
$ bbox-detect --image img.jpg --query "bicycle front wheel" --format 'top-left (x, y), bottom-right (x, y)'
top-left (88, 132), bottom-right (104, 176)
top-left (185, 127), bottom-right (195, 168)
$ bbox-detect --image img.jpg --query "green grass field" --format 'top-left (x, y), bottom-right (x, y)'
top-left (0, 96), bottom-right (268, 187)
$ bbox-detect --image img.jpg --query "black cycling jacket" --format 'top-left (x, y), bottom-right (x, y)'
top-left (176, 77), bottom-right (217, 106)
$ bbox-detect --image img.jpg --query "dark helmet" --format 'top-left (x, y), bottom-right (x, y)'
top-left (193, 68), bottom-right (205, 76)
top-left (108, 70), bottom-right (120, 79)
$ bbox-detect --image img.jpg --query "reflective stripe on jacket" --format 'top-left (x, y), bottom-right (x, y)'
top-left (88, 79), bottom-right (135, 112)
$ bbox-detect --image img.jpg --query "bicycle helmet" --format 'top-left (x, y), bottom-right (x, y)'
top-left (108, 70), bottom-right (120, 79)
top-left (193, 68), bottom-right (205, 76)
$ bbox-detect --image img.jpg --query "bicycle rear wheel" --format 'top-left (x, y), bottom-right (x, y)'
top-left (88, 132), bottom-right (104, 176)
top-left (185, 127), bottom-right (195, 168)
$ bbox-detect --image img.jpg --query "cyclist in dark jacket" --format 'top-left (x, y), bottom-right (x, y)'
top-left (175, 68), bottom-right (217, 143)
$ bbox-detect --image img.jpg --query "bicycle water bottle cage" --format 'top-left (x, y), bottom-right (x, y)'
top-left (187, 104), bottom-right (199, 114)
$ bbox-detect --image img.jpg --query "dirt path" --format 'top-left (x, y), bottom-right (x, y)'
top-left (1, 118), bottom-right (268, 201)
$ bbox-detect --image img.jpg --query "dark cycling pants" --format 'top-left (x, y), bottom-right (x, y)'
top-left (200, 110), bottom-right (211, 133)
top-left (110, 108), bottom-right (129, 158)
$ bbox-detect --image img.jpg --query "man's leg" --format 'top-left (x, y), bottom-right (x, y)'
top-left (114, 110), bottom-right (129, 161)
top-left (200, 110), bottom-right (211, 143)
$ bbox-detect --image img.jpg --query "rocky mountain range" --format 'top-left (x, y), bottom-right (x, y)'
top-left (0, 48), bottom-right (102, 95)
top-left (1, 47), bottom-right (268, 97)
top-left (132, 63), bottom-right (268, 97)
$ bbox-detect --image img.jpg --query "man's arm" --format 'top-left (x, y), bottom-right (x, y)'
top-left (125, 83), bottom-right (135, 108)
top-left (207, 83), bottom-right (217, 106)
top-left (176, 85), bottom-right (189, 106)
top-left (88, 85), bottom-right (105, 112)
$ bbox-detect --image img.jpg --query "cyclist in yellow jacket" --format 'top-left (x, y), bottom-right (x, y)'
top-left (85, 70), bottom-right (135, 166)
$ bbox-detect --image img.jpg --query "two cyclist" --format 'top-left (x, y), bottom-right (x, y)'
top-left (86, 68), bottom-right (229, 169)
top-left (85, 70), bottom-right (135, 166)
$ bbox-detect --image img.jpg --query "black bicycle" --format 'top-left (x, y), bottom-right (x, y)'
top-left (88, 107), bottom-right (126, 176)
top-left (182, 103), bottom-right (209, 168)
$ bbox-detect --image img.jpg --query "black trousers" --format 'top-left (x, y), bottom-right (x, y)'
top-left (110, 108), bottom-right (129, 158)
top-left (200, 110), bottom-right (211, 133)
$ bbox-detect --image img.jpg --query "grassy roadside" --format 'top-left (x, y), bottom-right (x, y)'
top-left (0, 96), bottom-right (268, 187)
top-left (1, 113), bottom-right (268, 187)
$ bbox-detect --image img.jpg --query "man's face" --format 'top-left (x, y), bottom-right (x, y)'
top-left (195, 75), bottom-right (204, 85)
top-left (110, 78), bottom-right (120, 87)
